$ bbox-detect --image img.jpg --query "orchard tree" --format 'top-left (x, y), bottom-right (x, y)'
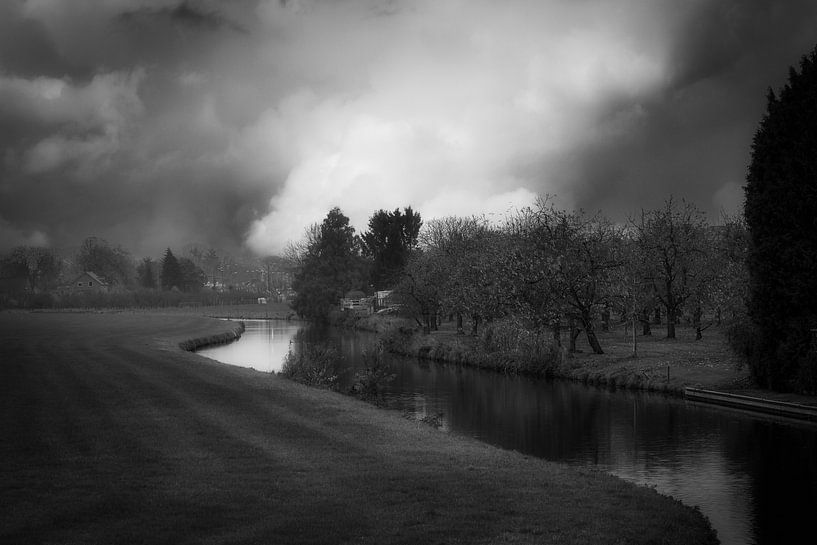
top-left (744, 46), bottom-right (817, 392)
top-left (396, 248), bottom-right (444, 333)
top-left (509, 201), bottom-right (621, 354)
top-left (632, 197), bottom-right (709, 340)
top-left (419, 216), bottom-right (508, 335)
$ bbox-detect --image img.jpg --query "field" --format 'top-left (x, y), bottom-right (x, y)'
top-left (0, 310), bottom-right (717, 544)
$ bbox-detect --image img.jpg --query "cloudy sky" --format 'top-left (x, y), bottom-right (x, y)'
top-left (2, 0), bottom-right (816, 257)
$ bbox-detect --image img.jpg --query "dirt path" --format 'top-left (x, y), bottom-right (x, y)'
top-left (0, 311), bottom-right (717, 544)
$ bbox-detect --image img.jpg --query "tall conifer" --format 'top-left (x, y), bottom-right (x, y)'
top-left (745, 46), bottom-right (817, 392)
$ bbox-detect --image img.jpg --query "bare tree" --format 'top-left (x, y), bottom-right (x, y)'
top-left (631, 197), bottom-right (710, 339)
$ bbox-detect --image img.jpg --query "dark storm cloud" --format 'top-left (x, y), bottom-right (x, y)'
top-left (119, 1), bottom-right (247, 34)
top-left (3, 0), bottom-right (817, 256)
top-left (563, 0), bottom-right (817, 219)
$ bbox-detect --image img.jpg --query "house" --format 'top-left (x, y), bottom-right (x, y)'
top-left (339, 290), bottom-right (373, 315)
top-left (64, 271), bottom-right (110, 294)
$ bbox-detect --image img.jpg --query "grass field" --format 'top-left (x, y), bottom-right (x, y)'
top-left (0, 310), bottom-right (718, 544)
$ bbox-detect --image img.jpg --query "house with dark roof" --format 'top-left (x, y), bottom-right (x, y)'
top-left (65, 271), bottom-right (110, 294)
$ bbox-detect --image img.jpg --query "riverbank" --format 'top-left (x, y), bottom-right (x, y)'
top-left (372, 314), bottom-right (817, 408)
top-left (0, 310), bottom-right (717, 544)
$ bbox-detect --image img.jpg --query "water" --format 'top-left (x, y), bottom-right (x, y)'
top-left (199, 320), bottom-right (817, 545)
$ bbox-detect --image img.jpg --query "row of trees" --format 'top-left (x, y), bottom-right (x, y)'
top-left (1, 237), bottom-right (290, 298)
top-left (283, 46), bottom-right (817, 395)
top-left (397, 197), bottom-right (747, 354)
top-left (286, 200), bottom-right (747, 353)
top-left (134, 249), bottom-right (206, 292)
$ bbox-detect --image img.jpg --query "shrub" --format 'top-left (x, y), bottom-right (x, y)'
top-left (480, 317), bottom-right (561, 376)
top-left (279, 342), bottom-right (345, 390)
top-left (349, 343), bottom-right (396, 404)
top-left (381, 326), bottom-right (415, 354)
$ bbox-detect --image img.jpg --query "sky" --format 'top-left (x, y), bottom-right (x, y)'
top-left (2, 0), bottom-right (817, 257)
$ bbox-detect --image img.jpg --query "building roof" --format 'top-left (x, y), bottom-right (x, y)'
top-left (74, 271), bottom-right (109, 286)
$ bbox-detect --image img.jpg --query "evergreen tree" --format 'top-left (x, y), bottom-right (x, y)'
top-left (744, 46), bottom-right (817, 392)
top-left (178, 257), bottom-right (205, 292)
top-left (291, 207), bottom-right (366, 322)
top-left (160, 248), bottom-right (182, 291)
top-left (137, 257), bottom-right (157, 289)
top-left (361, 207), bottom-right (422, 289)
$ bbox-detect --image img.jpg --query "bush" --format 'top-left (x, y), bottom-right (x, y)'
top-left (279, 342), bottom-right (345, 390)
top-left (480, 317), bottom-right (561, 376)
top-left (349, 343), bottom-right (396, 404)
top-left (381, 326), bottom-right (415, 354)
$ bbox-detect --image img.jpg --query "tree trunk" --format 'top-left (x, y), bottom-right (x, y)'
top-left (666, 305), bottom-right (676, 339)
top-left (653, 306), bottom-right (661, 325)
top-left (693, 306), bottom-right (703, 340)
top-left (641, 309), bottom-right (652, 336)
top-left (582, 312), bottom-right (604, 354)
top-left (568, 316), bottom-right (580, 353)
top-left (471, 314), bottom-right (481, 336)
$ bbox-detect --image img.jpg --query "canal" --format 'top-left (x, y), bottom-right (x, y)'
top-left (199, 319), bottom-right (817, 545)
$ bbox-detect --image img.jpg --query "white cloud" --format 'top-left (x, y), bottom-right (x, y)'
top-left (245, 0), bottom-right (671, 253)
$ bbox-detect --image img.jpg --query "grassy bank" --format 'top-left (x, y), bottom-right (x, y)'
top-left (378, 315), bottom-right (817, 403)
top-left (0, 310), bottom-right (717, 544)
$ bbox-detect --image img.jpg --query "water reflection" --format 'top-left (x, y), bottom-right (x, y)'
top-left (198, 321), bottom-right (817, 545)
top-left (198, 319), bottom-right (301, 373)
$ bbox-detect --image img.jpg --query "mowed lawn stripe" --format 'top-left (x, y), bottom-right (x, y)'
top-left (0, 312), bottom-right (718, 544)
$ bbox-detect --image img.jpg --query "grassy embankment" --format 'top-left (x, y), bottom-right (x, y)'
top-left (0, 310), bottom-right (717, 544)
top-left (355, 312), bottom-right (816, 406)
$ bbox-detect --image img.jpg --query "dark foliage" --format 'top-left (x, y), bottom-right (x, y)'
top-left (160, 248), bottom-right (182, 290)
top-left (137, 257), bottom-right (158, 289)
top-left (349, 343), bottom-right (396, 404)
top-left (0, 246), bottom-right (61, 293)
top-left (361, 207), bottom-right (422, 289)
top-left (291, 207), bottom-right (367, 322)
top-left (279, 341), bottom-right (345, 390)
top-left (744, 46), bottom-right (817, 392)
top-left (76, 237), bottom-right (134, 286)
